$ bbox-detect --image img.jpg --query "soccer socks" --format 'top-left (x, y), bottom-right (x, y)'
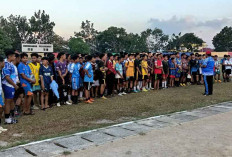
top-left (68, 95), bottom-right (71, 101)
top-left (162, 82), bottom-right (165, 88)
top-left (79, 91), bottom-right (83, 98)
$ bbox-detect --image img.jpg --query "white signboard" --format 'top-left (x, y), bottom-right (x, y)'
top-left (22, 44), bottom-right (53, 53)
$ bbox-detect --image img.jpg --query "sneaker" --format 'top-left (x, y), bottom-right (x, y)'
top-left (65, 101), bottom-right (72, 105)
top-left (218, 80), bottom-right (222, 83)
top-left (5, 118), bottom-right (18, 124)
top-left (133, 90), bottom-right (138, 93)
top-left (142, 88), bottom-right (148, 92)
top-left (101, 96), bottom-right (107, 100)
top-left (0, 126), bottom-right (7, 132)
top-left (122, 92), bottom-right (127, 95)
top-left (89, 98), bottom-right (95, 102)
top-left (183, 84), bottom-right (186, 86)
top-left (150, 87), bottom-right (154, 90)
top-left (57, 102), bottom-right (61, 107)
top-left (85, 100), bottom-right (93, 104)
top-left (118, 93), bottom-right (123, 96)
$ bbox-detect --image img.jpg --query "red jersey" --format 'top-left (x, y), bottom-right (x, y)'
top-left (154, 59), bottom-right (163, 74)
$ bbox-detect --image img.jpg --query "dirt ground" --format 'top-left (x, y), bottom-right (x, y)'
top-left (64, 111), bottom-right (232, 157)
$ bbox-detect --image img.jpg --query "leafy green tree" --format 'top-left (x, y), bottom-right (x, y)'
top-left (213, 26), bottom-right (232, 52)
top-left (166, 32), bottom-right (182, 51)
top-left (29, 10), bottom-right (55, 44)
top-left (0, 28), bottom-right (12, 54)
top-left (180, 33), bottom-right (204, 52)
top-left (74, 20), bottom-right (98, 53)
top-left (68, 37), bottom-right (90, 54)
top-left (51, 34), bottom-right (69, 52)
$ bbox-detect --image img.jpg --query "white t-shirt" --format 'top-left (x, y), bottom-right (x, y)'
top-left (224, 60), bottom-right (232, 70)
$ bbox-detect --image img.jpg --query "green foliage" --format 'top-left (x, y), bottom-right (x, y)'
top-left (213, 26), bottom-right (232, 52)
top-left (68, 37), bottom-right (90, 54)
top-left (0, 28), bottom-right (12, 54)
top-left (167, 33), bottom-right (204, 52)
top-left (52, 34), bottom-right (69, 52)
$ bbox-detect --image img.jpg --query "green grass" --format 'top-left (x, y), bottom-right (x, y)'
top-left (0, 82), bottom-right (231, 150)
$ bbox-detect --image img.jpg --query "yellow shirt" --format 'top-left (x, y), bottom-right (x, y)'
top-left (29, 62), bottom-right (40, 86)
top-left (125, 60), bottom-right (134, 77)
top-left (141, 60), bottom-right (148, 76)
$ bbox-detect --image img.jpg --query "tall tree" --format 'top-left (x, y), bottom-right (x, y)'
top-left (74, 20), bottom-right (98, 53)
top-left (68, 37), bottom-right (90, 54)
top-left (29, 10), bottom-right (55, 44)
top-left (0, 28), bottom-right (12, 54)
top-left (179, 33), bottom-right (204, 52)
top-left (213, 26), bottom-right (232, 52)
top-left (51, 34), bottom-right (69, 52)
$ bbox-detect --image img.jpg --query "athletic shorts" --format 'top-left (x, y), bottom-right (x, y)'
top-left (162, 74), bottom-right (169, 78)
top-left (143, 75), bottom-right (148, 80)
top-left (170, 75), bottom-right (175, 78)
top-left (72, 77), bottom-right (80, 90)
top-left (0, 94), bottom-right (4, 107)
top-left (99, 78), bottom-right (106, 85)
top-left (154, 74), bottom-right (162, 80)
top-left (2, 84), bottom-right (15, 99)
top-left (84, 82), bottom-right (92, 90)
top-left (215, 70), bottom-right (220, 75)
top-left (191, 71), bottom-right (198, 76)
top-left (32, 85), bottom-right (41, 92)
top-left (21, 83), bottom-right (33, 96)
top-left (92, 80), bottom-right (100, 87)
top-left (115, 78), bottom-right (123, 84)
top-left (126, 76), bottom-right (134, 81)
top-left (226, 69), bottom-right (231, 75)
top-left (138, 75), bottom-right (143, 81)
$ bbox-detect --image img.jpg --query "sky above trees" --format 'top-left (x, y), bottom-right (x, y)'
top-left (1, 0), bottom-right (232, 48)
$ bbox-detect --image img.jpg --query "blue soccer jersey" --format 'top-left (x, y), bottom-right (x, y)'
top-left (72, 63), bottom-right (81, 78)
top-left (2, 61), bottom-right (17, 88)
top-left (202, 57), bottom-right (215, 76)
top-left (18, 62), bottom-right (32, 85)
top-left (84, 62), bottom-right (93, 83)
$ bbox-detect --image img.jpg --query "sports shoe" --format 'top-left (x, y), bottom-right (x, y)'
top-left (118, 93), bottom-right (123, 96)
top-left (57, 102), bottom-right (61, 107)
top-left (215, 80), bottom-right (217, 83)
top-left (101, 96), bottom-right (107, 100)
top-left (0, 126), bottom-right (7, 132)
top-left (150, 87), bottom-right (154, 90)
top-left (85, 100), bottom-right (93, 104)
top-left (122, 92), bottom-right (127, 95)
top-left (65, 101), bottom-right (72, 105)
top-left (183, 83), bottom-right (186, 86)
top-left (142, 88), bottom-right (148, 92)
top-left (5, 118), bottom-right (18, 124)
top-left (89, 98), bottom-right (95, 102)
top-left (180, 83), bottom-right (183, 87)
top-left (218, 80), bottom-right (222, 83)
top-left (133, 90), bottom-right (138, 93)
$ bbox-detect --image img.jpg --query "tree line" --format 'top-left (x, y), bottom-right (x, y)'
top-left (0, 10), bottom-right (231, 54)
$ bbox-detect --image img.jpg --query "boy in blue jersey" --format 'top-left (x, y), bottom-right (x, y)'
top-left (0, 55), bottom-right (8, 132)
top-left (39, 57), bottom-right (53, 110)
top-left (84, 55), bottom-right (94, 104)
top-left (71, 55), bottom-right (80, 104)
top-left (2, 50), bottom-right (18, 124)
top-left (18, 53), bottom-right (36, 115)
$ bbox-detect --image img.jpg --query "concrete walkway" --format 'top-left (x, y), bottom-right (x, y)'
top-left (1, 101), bottom-right (232, 157)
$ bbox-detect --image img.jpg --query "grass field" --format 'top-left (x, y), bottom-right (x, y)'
top-left (0, 82), bottom-right (232, 150)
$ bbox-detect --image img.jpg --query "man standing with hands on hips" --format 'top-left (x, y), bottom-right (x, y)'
top-left (202, 51), bottom-right (215, 96)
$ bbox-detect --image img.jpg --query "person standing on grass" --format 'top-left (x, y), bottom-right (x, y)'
top-left (84, 55), bottom-right (94, 104)
top-left (56, 52), bottom-right (71, 105)
top-left (224, 55), bottom-right (232, 82)
top-left (162, 55), bottom-right (169, 89)
top-left (154, 54), bottom-right (163, 90)
top-left (169, 58), bottom-right (176, 87)
top-left (180, 53), bottom-right (188, 86)
top-left (202, 51), bottom-right (215, 96)
top-left (115, 57), bottom-right (124, 96)
top-left (18, 53), bottom-right (36, 115)
top-left (71, 55), bottom-right (80, 104)
top-left (97, 54), bottom-right (107, 99)
top-left (214, 55), bottom-right (221, 83)
top-left (141, 55), bottom-right (149, 92)
top-left (2, 50), bottom-right (18, 124)
top-left (125, 54), bottom-right (135, 93)
top-left (134, 53), bottom-right (142, 92)
top-left (39, 57), bottom-right (53, 110)
top-left (29, 53), bottom-right (41, 109)
top-left (0, 55), bottom-right (8, 132)
top-left (175, 52), bottom-right (182, 87)
top-left (221, 55), bottom-right (227, 82)
top-left (106, 53), bottom-right (117, 96)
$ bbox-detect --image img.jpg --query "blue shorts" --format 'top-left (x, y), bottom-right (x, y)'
top-left (72, 77), bottom-right (80, 90)
top-left (21, 83), bottom-right (33, 96)
top-left (0, 94), bottom-right (4, 107)
top-left (2, 84), bottom-right (15, 99)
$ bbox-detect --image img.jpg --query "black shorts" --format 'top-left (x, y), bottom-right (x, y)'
top-left (226, 69), bottom-right (231, 75)
top-left (84, 82), bottom-right (92, 90)
top-left (155, 74), bottom-right (162, 80)
top-left (115, 78), bottom-right (123, 84)
top-left (143, 75), bottom-right (148, 80)
top-left (138, 75), bottom-right (143, 81)
top-left (181, 72), bottom-right (188, 77)
top-left (14, 84), bottom-right (24, 99)
top-left (192, 71), bottom-right (198, 76)
top-left (126, 76), bottom-right (134, 82)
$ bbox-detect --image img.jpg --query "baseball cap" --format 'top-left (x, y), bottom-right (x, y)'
top-left (206, 51), bottom-right (211, 55)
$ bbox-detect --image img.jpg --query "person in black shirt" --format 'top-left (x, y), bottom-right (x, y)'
top-left (134, 53), bottom-right (142, 92)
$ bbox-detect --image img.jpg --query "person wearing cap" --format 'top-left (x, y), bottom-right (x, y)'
top-left (202, 51), bottom-right (215, 96)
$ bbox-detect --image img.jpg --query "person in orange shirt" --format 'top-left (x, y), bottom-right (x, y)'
top-left (125, 54), bottom-right (135, 93)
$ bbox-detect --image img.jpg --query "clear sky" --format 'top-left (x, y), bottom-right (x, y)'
top-left (1, 0), bottom-right (232, 48)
